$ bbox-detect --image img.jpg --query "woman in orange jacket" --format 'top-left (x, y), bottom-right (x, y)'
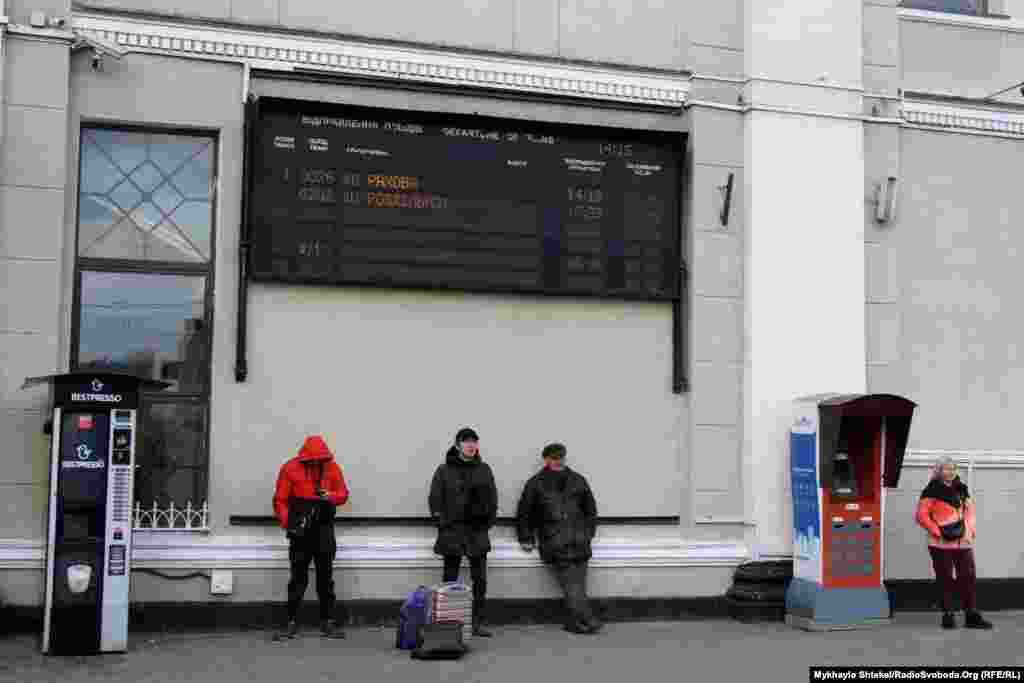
top-left (915, 456), bottom-right (991, 630)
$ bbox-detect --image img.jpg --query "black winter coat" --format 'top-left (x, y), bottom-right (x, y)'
top-left (429, 448), bottom-right (498, 557)
top-left (516, 467), bottom-right (597, 564)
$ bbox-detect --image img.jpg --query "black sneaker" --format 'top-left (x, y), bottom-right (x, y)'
top-left (583, 618), bottom-right (604, 634)
top-left (471, 618), bottom-right (494, 638)
top-left (273, 620), bottom-right (299, 641)
top-left (964, 611), bottom-right (993, 630)
top-left (941, 612), bottom-right (956, 629)
top-left (563, 620), bottom-right (590, 634)
top-left (320, 619), bottom-right (347, 639)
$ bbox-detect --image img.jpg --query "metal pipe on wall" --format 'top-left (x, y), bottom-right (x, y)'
top-left (235, 95), bottom-right (257, 383)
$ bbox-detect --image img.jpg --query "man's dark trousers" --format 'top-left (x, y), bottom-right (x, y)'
top-left (443, 555), bottom-right (487, 616)
top-left (552, 559), bottom-right (594, 626)
top-left (287, 534), bottom-right (336, 621)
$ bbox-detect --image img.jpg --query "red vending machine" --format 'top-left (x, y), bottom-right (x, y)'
top-left (786, 393), bottom-right (916, 631)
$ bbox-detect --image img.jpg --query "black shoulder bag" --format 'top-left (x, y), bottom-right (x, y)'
top-left (286, 463), bottom-right (324, 540)
top-left (938, 489), bottom-right (965, 541)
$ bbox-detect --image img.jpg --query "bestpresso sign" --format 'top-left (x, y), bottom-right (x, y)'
top-left (69, 393), bottom-right (123, 403)
top-left (28, 373), bottom-right (159, 410)
top-left (62, 460), bottom-right (105, 470)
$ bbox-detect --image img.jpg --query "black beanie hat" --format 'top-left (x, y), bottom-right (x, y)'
top-left (542, 443), bottom-right (567, 459)
top-left (455, 427), bottom-right (479, 443)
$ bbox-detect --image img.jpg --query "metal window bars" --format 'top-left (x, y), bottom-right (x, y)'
top-left (133, 501), bottom-right (209, 531)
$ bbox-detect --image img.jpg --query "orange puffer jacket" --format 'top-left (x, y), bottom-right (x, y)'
top-left (272, 435), bottom-right (349, 529)
top-left (915, 477), bottom-right (976, 549)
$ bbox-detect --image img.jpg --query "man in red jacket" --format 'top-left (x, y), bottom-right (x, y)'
top-left (272, 435), bottom-right (350, 640)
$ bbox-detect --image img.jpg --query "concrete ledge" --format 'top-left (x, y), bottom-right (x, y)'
top-left (0, 536), bottom-right (749, 570)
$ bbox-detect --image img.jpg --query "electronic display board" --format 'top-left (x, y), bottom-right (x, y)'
top-left (246, 97), bottom-right (683, 301)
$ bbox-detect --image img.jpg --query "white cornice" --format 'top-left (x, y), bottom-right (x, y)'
top-left (902, 99), bottom-right (1024, 138)
top-left (68, 11), bottom-right (689, 109)
top-left (904, 449), bottom-right (1024, 469)
top-left (899, 7), bottom-right (1024, 34)
top-left (6, 24), bottom-right (75, 44)
top-left (688, 98), bottom-right (1024, 132)
top-left (0, 537), bottom-right (747, 570)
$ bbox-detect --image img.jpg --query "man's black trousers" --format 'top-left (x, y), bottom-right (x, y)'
top-left (442, 554), bottom-right (487, 615)
top-left (551, 559), bottom-right (594, 626)
top-left (287, 534), bottom-right (337, 621)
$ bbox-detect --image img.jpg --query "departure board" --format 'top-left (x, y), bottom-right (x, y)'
top-left (246, 97), bottom-right (683, 301)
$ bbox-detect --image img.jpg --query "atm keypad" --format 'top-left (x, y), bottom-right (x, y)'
top-left (828, 521), bottom-right (877, 577)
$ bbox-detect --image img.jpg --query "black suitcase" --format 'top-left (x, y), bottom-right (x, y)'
top-left (410, 622), bottom-right (468, 660)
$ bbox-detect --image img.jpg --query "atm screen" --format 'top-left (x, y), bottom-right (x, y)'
top-left (832, 454), bottom-right (858, 497)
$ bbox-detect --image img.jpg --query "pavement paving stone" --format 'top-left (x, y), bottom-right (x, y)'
top-left (1, 612), bottom-right (1022, 683)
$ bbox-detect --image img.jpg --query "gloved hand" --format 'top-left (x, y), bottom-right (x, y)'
top-left (520, 543), bottom-right (534, 553)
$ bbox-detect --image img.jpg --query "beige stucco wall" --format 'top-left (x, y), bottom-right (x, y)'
top-left (6, 0), bottom-right (1024, 611)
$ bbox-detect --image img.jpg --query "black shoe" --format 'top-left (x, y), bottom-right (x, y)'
top-left (273, 620), bottom-right (299, 641)
top-left (320, 619), bottom-right (347, 639)
top-left (964, 611), bottom-right (993, 630)
top-left (941, 612), bottom-right (956, 630)
top-left (472, 618), bottom-right (493, 638)
top-left (563, 620), bottom-right (590, 634)
top-left (583, 617), bottom-right (604, 634)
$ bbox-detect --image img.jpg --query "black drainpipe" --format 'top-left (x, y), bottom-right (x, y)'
top-left (235, 95), bottom-right (257, 382)
top-left (672, 261), bottom-right (689, 394)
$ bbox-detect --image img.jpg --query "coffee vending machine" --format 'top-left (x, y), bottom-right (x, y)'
top-left (23, 373), bottom-right (168, 654)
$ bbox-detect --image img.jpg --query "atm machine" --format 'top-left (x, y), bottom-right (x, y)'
top-left (22, 372), bottom-right (168, 654)
top-left (786, 393), bottom-right (916, 631)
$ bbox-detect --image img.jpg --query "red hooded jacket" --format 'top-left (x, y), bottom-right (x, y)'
top-left (273, 436), bottom-right (349, 529)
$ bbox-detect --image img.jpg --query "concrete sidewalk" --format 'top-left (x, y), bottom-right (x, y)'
top-left (2, 612), bottom-right (1021, 683)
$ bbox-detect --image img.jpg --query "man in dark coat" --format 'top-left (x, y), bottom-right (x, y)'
top-left (429, 427), bottom-right (498, 637)
top-left (516, 443), bottom-right (601, 634)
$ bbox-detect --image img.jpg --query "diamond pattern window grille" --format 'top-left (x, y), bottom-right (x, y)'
top-left (78, 129), bottom-right (215, 263)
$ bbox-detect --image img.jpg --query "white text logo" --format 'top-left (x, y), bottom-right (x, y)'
top-left (62, 460), bottom-right (105, 470)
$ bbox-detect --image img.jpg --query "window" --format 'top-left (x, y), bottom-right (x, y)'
top-left (901, 0), bottom-right (989, 15)
top-left (73, 127), bottom-right (216, 526)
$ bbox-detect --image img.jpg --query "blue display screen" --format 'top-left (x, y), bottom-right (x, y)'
top-left (790, 432), bottom-right (821, 558)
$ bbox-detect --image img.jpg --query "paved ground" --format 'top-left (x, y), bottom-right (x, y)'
top-left (2, 612), bottom-right (1022, 683)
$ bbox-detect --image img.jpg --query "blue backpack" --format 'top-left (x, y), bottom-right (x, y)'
top-left (395, 586), bottom-right (430, 650)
